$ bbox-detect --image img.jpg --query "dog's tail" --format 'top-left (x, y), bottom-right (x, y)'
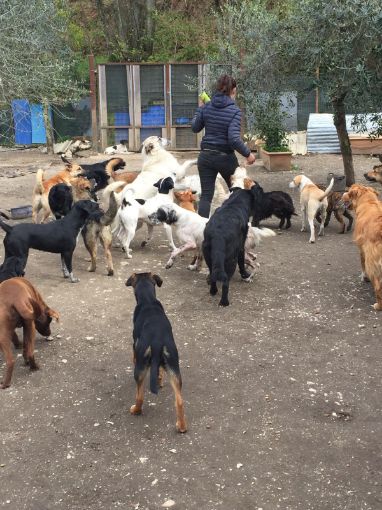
top-left (35, 168), bottom-right (46, 195)
top-left (102, 180), bottom-right (125, 207)
top-left (319, 178), bottom-right (334, 201)
top-left (149, 345), bottom-right (163, 395)
top-left (0, 218), bottom-right (13, 234)
top-left (176, 159), bottom-right (197, 180)
top-left (250, 226), bottom-right (276, 244)
top-left (100, 192), bottom-right (118, 226)
top-left (105, 158), bottom-right (125, 178)
top-left (210, 236), bottom-right (227, 283)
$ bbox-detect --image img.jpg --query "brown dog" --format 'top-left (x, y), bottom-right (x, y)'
top-left (342, 184), bottom-right (382, 310)
top-left (0, 278), bottom-right (59, 388)
top-left (364, 164), bottom-right (382, 184)
top-left (32, 163), bottom-right (83, 223)
top-left (316, 184), bottom-right (353, 233)
top-left (174, 190), bottom-right (197, 212)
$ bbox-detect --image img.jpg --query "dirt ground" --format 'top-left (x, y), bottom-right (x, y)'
top-left (0, 148), bottom-right (381, 510)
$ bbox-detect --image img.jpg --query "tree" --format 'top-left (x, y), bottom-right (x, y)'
top-left (214, 0), bottom-right (382, 185)
top-left (0, 0), bottom-right (84, 151)
top-left (274, 0), bottom-right (382, 185)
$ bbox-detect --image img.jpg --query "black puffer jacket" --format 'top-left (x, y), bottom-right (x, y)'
top-left (191, 92), bottom-right (250, 157)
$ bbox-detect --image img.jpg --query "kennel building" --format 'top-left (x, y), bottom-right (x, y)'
top-left (97, 62), bottom-right (207, 151)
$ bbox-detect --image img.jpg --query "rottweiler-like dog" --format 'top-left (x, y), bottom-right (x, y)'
top-left (126, 272), bottom-right (187, 433)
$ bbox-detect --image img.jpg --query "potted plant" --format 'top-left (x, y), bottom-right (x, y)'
top-left (252, 96), bottom-right (292, 172)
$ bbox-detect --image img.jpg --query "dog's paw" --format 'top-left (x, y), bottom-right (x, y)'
top-left (87, 266), bottom-right (96, 272)
top-left (187, 264), bottom-right (197, 271)
top-left (107, 269), bottom-right (114, 276)
top-left (361, 272), bottom-right (370, 282)
top-left (176, 420), bottom-right (187, 433)
top-left (141, 241), bottom-right (147, 248)
top-left (130, 404), bottom-right (142, 415)
top-left (29, 360), bottom-right (39, 371)
top-left (372, 302), bottom-right (382, 311)
top-left (309, 239), bottom-right (315, 244)
top-left (219, 298), bottom-right (229, 307)
top-left (165, 261), bottom-right (173, 269)
top-left (300, 227), bottom-right (306, 232)
top-left (0, 382), bottom-right (10, 390)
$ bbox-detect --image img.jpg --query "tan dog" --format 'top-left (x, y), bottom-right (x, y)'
top-left (364, 164), bottom-right (382, 184)
top-left (289, 174), bottom-right (334, 243)
top-left (32, 164), bottom-right (83, 223)
top-left (174, 190), bottom-right (197, 212)
top-left (342, 184), bottom-right (382, 310)
top-left (0, 278), bottom-right (59, 388)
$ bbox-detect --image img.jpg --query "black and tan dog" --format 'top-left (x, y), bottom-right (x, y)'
top-left (126, 272), bottom-right (187, 433)
top-left (0, 278), bottom-right (59, 388)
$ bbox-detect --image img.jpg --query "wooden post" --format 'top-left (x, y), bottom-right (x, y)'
top-left (165, 64), bottom-right (172, 143)
top-left (42, 100), bottom-right (54, 154)
top-left (89, 54), bottom-right (98, 152)
top-left (315, 67), bottom-right (320, 113)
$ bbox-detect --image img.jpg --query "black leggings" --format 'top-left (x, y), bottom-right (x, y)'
top-left (197, 150), bottom-right (239, 218)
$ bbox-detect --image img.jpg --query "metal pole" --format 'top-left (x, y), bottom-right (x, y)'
top-left (315, 67), bottom-right (320, 113)
top-left (89, 54), bottom-right (98, 152)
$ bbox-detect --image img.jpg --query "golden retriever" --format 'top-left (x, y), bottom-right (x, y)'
top-left (342, 184), bottom-right (382, 310)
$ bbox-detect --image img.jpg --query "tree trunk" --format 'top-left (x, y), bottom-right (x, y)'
top-left (332, 94), bottom-right (355, 186)
top-left (43, 101), bottom-right (54, 155)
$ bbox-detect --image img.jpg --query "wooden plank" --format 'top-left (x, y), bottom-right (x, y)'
top-left (98, 65), bottom-right (108, 150)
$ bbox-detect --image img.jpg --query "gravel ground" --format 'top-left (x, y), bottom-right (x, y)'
top-left (0, 149), bottom-right (381, 510)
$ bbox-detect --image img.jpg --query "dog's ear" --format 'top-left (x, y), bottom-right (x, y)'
top-left (125, 273), bottom-right (136, 287)
top-left (152, 274), bottom-right (163, 287)
top-left (48, 308), bottom-right (60, 322)
top-left (136, 199), bottom-right (145, 205)
top-left (145, 143), bottom-right (154, 154)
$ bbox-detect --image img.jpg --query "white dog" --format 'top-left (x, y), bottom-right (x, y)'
top-left (289, 174), bottom-right (334, 243)
top-left (104, 139), bottom-right (130, 155)
top-left (113, 177), bottom-right (176, 258)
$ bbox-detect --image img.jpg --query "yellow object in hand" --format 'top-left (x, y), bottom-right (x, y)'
top-left (199, 91), bottom-right (211, 104)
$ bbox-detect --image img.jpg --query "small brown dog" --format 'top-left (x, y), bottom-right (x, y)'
top-left (316, 184), bottom-right (353, 234)
top-left (32, 163), bottom-right (83, 223)
top-left (0, 278), bottom-right (59, 388)
top-left (364, 164), bottom-right (382, 184)
top-left (174, 190), bottom-right (197, 212)
top-left (343, 184), bottom-right (382, 310)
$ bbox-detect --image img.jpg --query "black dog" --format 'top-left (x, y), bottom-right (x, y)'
top-left (0, 200), bottom-right (101, 283)
top-left (126, 272), bottom-right (187, 433)
top-left (250, 183), bottom-right (297, 229)
top-left (0, 256), bottom-right (25, 283)
top-left (203, 188), bottom-right (255, 307)
top-left (61, 156), bottom-right (125, 192)
top-left (48, 183), bottom-right (75, 219)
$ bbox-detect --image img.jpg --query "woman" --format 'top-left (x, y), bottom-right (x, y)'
top-left (191, 74), bottom-right (255, 218)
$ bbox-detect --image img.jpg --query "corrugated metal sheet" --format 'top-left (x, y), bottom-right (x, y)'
top-left (307, 113), bottom-right (381, 153)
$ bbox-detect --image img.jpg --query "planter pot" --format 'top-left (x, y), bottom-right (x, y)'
top-left (349, 136), bottom-right (382, 155)
top-left (261, 148), bottom-right (292, 172)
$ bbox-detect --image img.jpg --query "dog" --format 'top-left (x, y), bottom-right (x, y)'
top-left (32, 164), bottom-right (84, 223)
top-left (113, 177), bottom-right (176, 258)
top-left (244, 225), bottom-right (276, 272)
top-left (316, 184), bottom-right (353, 234)
top-left (202, 187), bottom-right (257, 306)
top-left (48, 184), bottom-right (118, 275)
top-left (364, 164), bottom-right (382, 184)
top-left (104, 139), bottom-right (129, 155)
top-left (48, 177), bottom-right (96, 220)
top-left (289, 175), bottom-right (334, 243)
top-left (0, 200), bottom-right (101, 283)
top-left (0, 278), bottom-right (59, 388)
top-left (250, 182), bottom-right (297, 229)
top-left (63, 156), bottom-right (126, 193)
top-left (103, 137), bottom-right (197, 206)
top-left (149, 202), bottom-right (208, 271)
top-left (126, 272), bottom-right (187, 433)
top-left (174, 190), bottom-right (197, 212)
top-left (342, 184), bottom-right (382, 310)
top-left (0, 256), bottom-right (25, 283)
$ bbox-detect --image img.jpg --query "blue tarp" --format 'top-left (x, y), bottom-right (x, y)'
top-left (11, 99), bottom-right (32, 144)
top-left (30, 103), bottom-right (47, 144)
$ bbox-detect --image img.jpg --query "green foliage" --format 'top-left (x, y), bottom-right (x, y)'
top-left (149, 10), bottom-right (218, 62)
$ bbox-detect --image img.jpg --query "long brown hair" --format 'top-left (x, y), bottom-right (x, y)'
top-left (216, 74), bottom-right (237, 96)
